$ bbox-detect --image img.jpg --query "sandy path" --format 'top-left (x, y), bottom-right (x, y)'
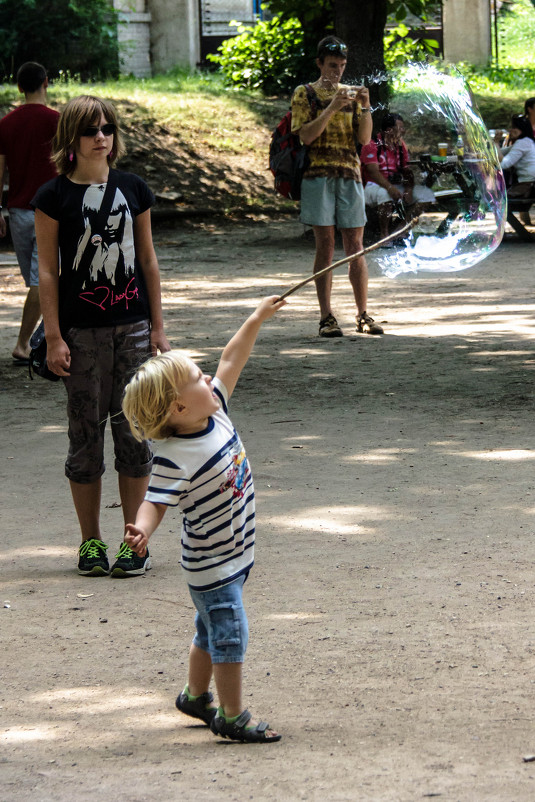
top-left (1, 219), bottom-right (534, 801)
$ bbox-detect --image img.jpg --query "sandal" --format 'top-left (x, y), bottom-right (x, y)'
top-left (175, 687), bottom-right (218, 725)
top-left (319, 313), bottom-right (343, 338)
top-left (210, 708), bottom-right (281, 743)
top-left (356, 312), bottom-right (384, 335)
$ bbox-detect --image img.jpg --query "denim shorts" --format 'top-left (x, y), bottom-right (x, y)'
top-left (9, 208), bottom-right (38, 287)
top-left (63, 320), bottom-right (153, 484)
top-left (189, 574), bottom-right (249, 664)
top-left (300, 176), bottom-right (367, 229)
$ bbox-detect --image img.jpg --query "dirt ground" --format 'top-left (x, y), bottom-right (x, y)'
top-left (1, 217), bottom-right (535, 802)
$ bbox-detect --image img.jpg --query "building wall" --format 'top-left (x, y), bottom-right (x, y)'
top-left (114, 0), bottom-right (152, 77)
top-left (149, 0), bottom-right (200, 73)
top-left (113, 0), bottom-right (260, 76)
top-left (442, 0), bottom-right (491, 65)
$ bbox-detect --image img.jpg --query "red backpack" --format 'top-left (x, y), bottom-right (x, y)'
top-left (269, 84), bottom-right (317, 201)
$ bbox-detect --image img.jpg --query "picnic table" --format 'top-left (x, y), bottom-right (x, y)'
top-left (417, 154), bottom-right (534, 242)
top-left (506, 195), bottom-right (535, 242)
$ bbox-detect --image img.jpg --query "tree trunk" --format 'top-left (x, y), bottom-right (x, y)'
top-left (333, 0), bottom-right (388, 80)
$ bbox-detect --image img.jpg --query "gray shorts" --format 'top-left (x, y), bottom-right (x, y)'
top-left (300, 176), bottom-right (367, 229)
top-left (63, 320), bottom-right (153, 484)
top-left (9, 208), bottom-right (38, 287)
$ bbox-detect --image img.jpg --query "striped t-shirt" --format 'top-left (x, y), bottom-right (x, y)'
top-left (145, 377), bottom-right (255, 591)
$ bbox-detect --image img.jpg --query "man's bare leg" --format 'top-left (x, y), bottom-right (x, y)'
top-left (13, 285), bottom-right (40, 360)
top-left (312, 225), bottom-right (336, 319)
top-left (341, 227), bottom-right (368, 315)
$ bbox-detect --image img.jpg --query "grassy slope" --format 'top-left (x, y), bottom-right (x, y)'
top-left (0, 72), bottom-right (293, 216)
top-left (0, 57), bottom-right (531, 216)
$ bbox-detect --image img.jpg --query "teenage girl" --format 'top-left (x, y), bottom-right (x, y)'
top-left (33, 95), bottom-right (171, 577)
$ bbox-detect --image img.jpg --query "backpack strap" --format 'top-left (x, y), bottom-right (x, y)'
top-left (376, 139), bottom-right (383, 162)
top-left (304, 83), bottom-right (318, 116)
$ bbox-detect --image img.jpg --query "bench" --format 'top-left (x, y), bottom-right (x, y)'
top-left (435, 189), bottom-right (535, 243)
top-left (506, 196), bottom-right (535, 242)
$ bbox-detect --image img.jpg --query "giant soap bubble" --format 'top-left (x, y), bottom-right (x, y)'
top-left (363, 63), bottom-right (506, 277)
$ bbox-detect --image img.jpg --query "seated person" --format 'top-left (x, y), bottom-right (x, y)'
top-left (497, 114), bottom-right (535, 226)
top-left (361, 113), bottom-right (435, 240)
top-left (524, 97), bottom-right (535, 137)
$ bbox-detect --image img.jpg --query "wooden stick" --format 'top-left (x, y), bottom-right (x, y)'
top-left (278, 217), bottom-right (418, 301)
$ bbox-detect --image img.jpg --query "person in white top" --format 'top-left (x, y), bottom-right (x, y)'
top-left (497, 114), bottom-right (535, 225)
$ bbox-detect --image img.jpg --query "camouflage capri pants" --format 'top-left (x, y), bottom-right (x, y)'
top-left (63, 320), bottom-right (153, 484)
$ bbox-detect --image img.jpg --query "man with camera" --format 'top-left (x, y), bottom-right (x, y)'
top-left (291, 35), bottom-right (383, 338)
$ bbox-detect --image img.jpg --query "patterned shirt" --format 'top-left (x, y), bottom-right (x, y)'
top-left (291, 82), bottom-right (363, 181)
top-left (145, 378), bottom-right (255, 591)
top-left (360, 133), bottom-right (409, 184)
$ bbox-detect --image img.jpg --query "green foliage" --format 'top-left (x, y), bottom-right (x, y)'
top-left (496, 0), bottom-right (535, 68)
top-left (387, 0), bottom-right (441, 22)
top-left (0, 0), bottom-right (119, 82)
top-left (383, 23), bottom-right (439, 68)
top-left (262, 0), bottom-right (332, 56)
top-left (207, 16), bottom-right (306, 94)
top-left (456, 62), bottom-right (535, 94)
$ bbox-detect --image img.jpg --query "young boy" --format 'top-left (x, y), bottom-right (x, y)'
top-left (122, 295), bottom-right (285, 743)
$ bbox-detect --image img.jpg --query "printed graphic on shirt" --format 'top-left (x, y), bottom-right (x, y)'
top-left (219, 446), bottom-right (249, 498)
top-left (73, 184), bottom-right (136, 292)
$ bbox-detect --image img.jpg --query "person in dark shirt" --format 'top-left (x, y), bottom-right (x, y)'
top-left (0, 62), bottom-right (59, 362)
top-left (33, 94), bottom-right (171, 578)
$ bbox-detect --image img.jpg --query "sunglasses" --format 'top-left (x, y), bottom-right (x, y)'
top-left (80, 123), bottom-right (116, 137)
top-left (323, 42), bottom-right (348, 53)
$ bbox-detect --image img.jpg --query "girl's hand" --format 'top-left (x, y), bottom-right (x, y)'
top-left (47, 337), bottom-right (71, 377)
top-left (125, 524), bottom-right (149, 557)
top-left (150, 327), bottom-right (171, 356)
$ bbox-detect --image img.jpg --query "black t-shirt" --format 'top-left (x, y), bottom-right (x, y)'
top-left (32, 169), bottom-right (154, 330)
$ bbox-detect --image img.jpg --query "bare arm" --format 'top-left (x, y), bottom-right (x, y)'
top-left (365, 161), bottom-right (403, 201)
top-left (0, 154), bottom-right (6, 238)
top-left (299, 85), bottom-right (372, 148)
top-left (125, 499), bottom-right (167, 557)
top-left (355, 87), bottom-right (373, 146)
top-left (34, 208), bottom-right (71, 376)
top-left (298, 88), bottom-right (353, 145)
top-left (215, 295), bottom-right (286, 399)
top-left (134, 209), bottom-right (171, 355)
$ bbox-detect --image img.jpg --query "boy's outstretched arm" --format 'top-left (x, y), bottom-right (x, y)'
top-left (215, 295), bottom-right (286, 398)
top-left (125, 500), bottom-right (167, 556)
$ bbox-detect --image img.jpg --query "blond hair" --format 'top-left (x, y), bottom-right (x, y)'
top-left (122, 350), bottom-right (194, 442)
top-left (52, 94), bottom-right (126, 174)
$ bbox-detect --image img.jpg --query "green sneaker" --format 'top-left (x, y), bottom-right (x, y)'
top-left (110, 542), bottom-right (151, 578)
top-left (78, 539), bottom-right (109, 576)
